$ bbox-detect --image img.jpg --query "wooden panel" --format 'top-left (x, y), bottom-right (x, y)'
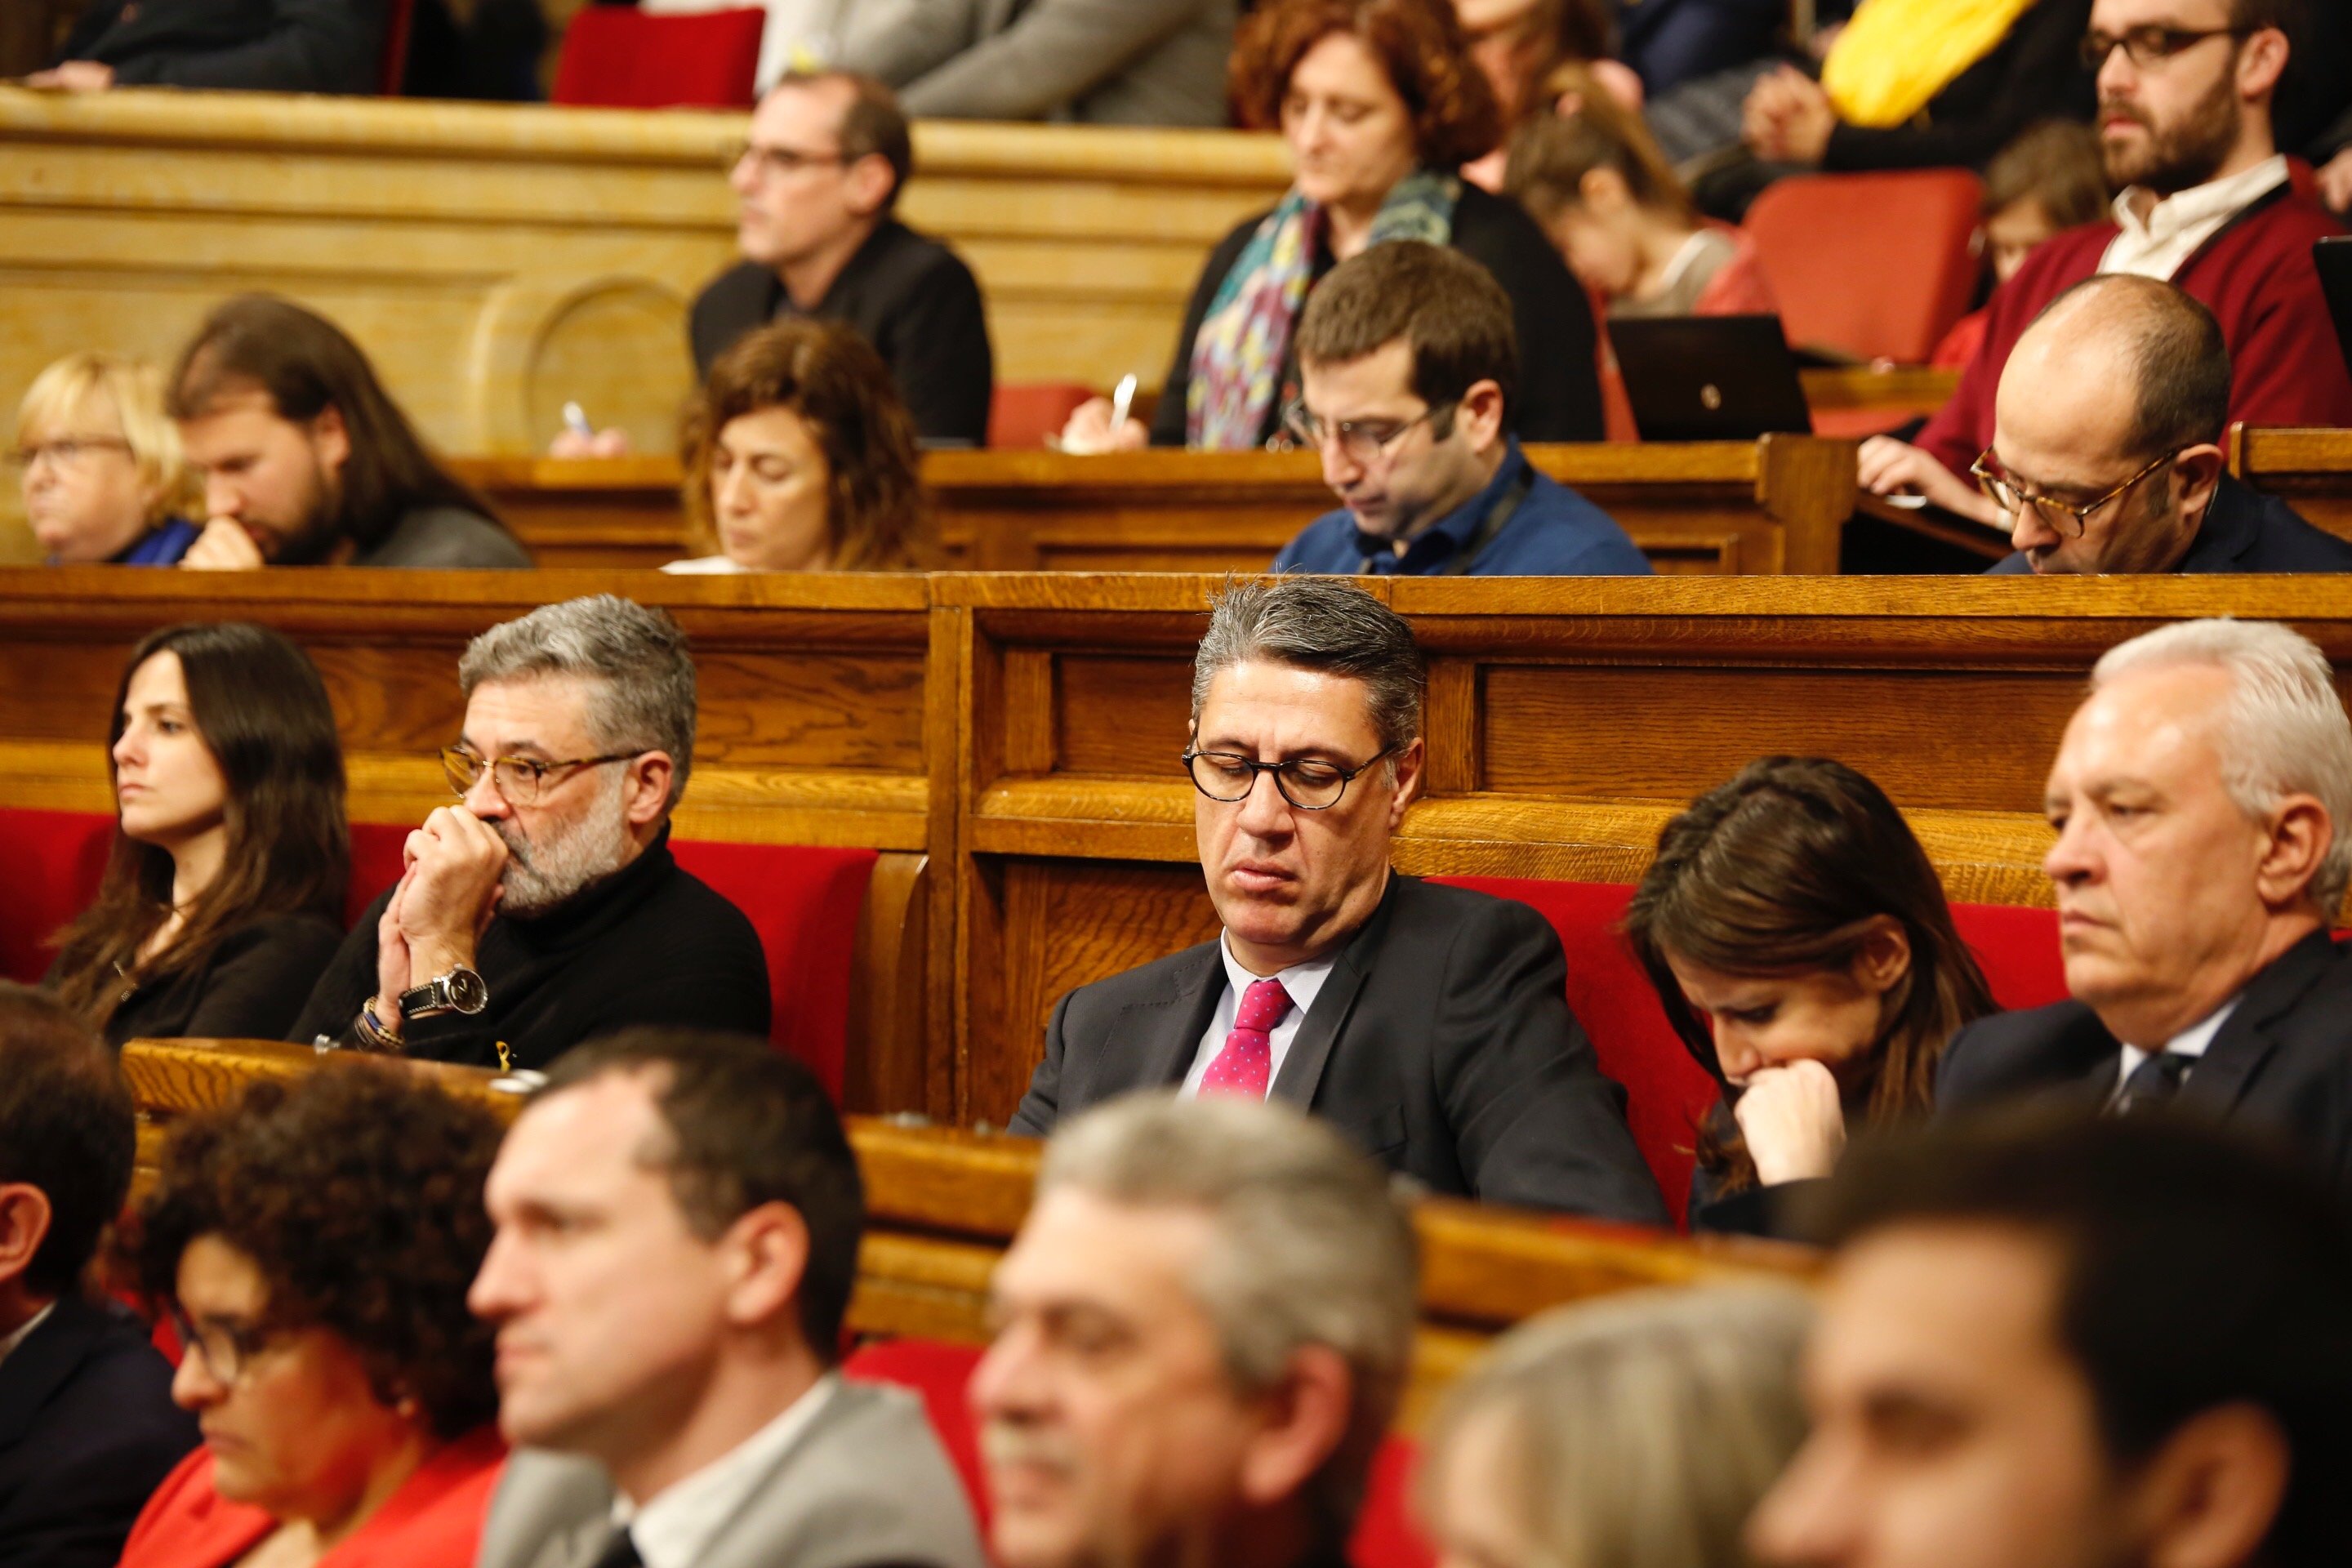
top-left (2231, 425), bottom-right (2352, 544)
top-left (120, 1037), bottom-right (1817, 1423)
top-left (459, 437), bottom-right (1856, 578)
top-left (942, 572), bottom-right (2352, 1124)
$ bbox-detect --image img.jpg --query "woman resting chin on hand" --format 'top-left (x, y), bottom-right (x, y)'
top-left (1625, 756), bottom-right (1999, 1238)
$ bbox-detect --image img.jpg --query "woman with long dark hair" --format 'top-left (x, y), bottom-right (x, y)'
top-left (48, 622), bottom-right (348, 1046)
top-left (1622, 756), bottom-right (1997, 1236)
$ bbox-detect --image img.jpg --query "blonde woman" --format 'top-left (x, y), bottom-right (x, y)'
top-left (12, 352), bottom-right (198, 564)
top-left (1419, 1285), bottom-right (1814, 1568)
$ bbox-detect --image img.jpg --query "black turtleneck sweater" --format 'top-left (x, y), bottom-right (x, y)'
top-left (288, 828), bottom-right (770, 1070)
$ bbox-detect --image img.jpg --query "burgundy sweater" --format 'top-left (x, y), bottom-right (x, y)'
top-left (1918, 182), bottom-right (2352, 475)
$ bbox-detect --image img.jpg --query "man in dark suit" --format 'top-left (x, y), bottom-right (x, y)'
top-left (0, 985), bottom-right (198, 1568)
top-left (1977, 274), bottom-right (2352, 575)
top-left (691, 71), bottom-right (993, 448)
top-left (38, 0), bottom-right (385, 93)
top-left (470, 1029), bottom-right (984, 1568)
top-left (1939, 617), bottom-right (2352, 1193)
top-left (1009, 577), bottom-right (1667, 1223)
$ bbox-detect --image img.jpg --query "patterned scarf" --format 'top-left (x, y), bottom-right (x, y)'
top-left (1185, 168), bottom-right (1462, 450)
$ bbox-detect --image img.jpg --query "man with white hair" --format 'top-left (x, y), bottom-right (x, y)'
top-left (1939, 618), bottom-right (2352, 1190)
top-left (972, 1091), bottom-right (1418, 1568)
top-left (289, 595), bottom-right (770, 1069)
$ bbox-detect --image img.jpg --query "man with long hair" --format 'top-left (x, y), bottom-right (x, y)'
top-left (168, 294), bottom-right (530, 570)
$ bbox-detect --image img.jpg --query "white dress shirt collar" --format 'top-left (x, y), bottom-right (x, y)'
top-left (0, 1303), bottom-right (54, 1368)
top-left (2100, 154), bottom-right (2289, 280)
top-left (612, 1374), bottom-right (840, 1568)
top-left (2115, 996), bottom-right (2241, 1092)
top-left (1181, 933), bottom-right (1339, 1098)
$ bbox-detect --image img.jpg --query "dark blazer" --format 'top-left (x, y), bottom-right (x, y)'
top-left (0, 1294), bottom-right (200, 1568)
top-left (1987, 475), bottom-right (2352, 574)
top-left (689, 220), bottom-right (996, 448)
top-left (47, 911), bottom-right (344, 1050)
top-left (61, 0), bottom-right (387, 92)
top-left (1010, 875), bottom-right (1669, 1222)
top-left (1937, 929), bottom-right (2352, 1195)
top-left (1147, 183), bottom-right (1606, 448)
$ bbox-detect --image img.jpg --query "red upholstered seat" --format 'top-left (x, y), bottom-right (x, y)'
top-left (0, 807), bottom-right (873, 1100)
top-left (990, 384), bottom-right (1097, 451)
top-left (1744, 171), bottom-right (1986, 366)
top-left (551, 7), bottom-right (767, 110)
top-left (1430, 876), bottom-right (2069, 1227)
top-left (844, 1335), bottom-right (1433, 1568)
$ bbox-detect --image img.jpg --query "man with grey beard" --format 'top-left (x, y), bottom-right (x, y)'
top-left (290, 595), bottom-right (769, 1069)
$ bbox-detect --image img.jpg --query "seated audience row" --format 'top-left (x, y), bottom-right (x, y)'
top-left (11, 353), bottom-right (198, 565)
top-left (12, 991), bottom-right (2350, 1568)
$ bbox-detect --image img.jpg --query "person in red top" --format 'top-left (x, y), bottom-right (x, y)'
top-left (1860, 0), bottom-right (2352, 526)
top-left (117, 1062), bottom-right (508, 1568)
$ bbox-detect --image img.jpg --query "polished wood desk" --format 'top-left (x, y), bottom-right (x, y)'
top-left (120, 1036), bottom-right (1819, 1418)
top-left (457, 437), bottom-right (1860, 577)
top-left (938, 572), bottom-right (2352, 1124)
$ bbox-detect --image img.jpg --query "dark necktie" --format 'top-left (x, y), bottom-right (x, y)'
top-left (589, 1527), bottom-right (641, 1568)
top-left (2113, 1050), bottom-right (2195, 1116)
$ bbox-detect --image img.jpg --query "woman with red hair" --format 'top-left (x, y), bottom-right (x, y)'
top-left (1059, 0), bottom-right (1604, 452)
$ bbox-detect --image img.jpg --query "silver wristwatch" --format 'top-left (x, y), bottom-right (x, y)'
top-left (399, 964), bottom-right (489, 1020)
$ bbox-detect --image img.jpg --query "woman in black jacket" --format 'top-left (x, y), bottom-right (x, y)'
top-left (47, 622), bottom-right (347, 1048)
top-left (1058, 0), bottom-right (1605, 452)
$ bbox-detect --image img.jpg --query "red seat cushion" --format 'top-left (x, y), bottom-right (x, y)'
top-left (990, 384), bottom-right (1097, 451)
top-left (844, 1334), bottom-right (1433, 1568)
top-left (1745, 170), bottom-right (1985, 365)
top-left (0, 808), bottom-right (117, 984)
top-left (551, 7), bottom-right (767, 109)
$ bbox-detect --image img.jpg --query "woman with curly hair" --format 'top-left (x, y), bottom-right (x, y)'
top-left (1621, 756), bottom-right (1998, 1238)
top-left (666, 318), bottom-right (931, 574)
top-left (46, 622), bottom-right (347, 1048)
top-left (118, 1061), bottom-right (506, 1568)
top-left (1058, 0), bottom-right (1603, 452)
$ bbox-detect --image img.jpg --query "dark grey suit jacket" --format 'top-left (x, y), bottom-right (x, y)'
top-left (0, 1294), bottom-right (199, 1568)
top-left (1936, 929), bottom-right (2352, 1194)
top-left (61, 0), bottom-right (385, 91)
top-left (474, 1379), bottom-right (986, 1568)
top-left (1986, 476), bottom-right (2352, 574)
top-left (1010, 874), bottom-right (1669, 1223)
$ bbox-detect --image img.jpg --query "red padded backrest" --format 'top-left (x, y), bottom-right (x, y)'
top-left (4, 807), bottom-right (871, 1098)
top-left (990, 384), bottom-right (1096, 451)
top-left (1428, 876), bottom-right (2070, 1226)
top-left (0, 808), bottom-right (117, 984)
top-left (1744, 171), bottom-right (1985, 365)
top-left (551, 6), bottom-right (767, 109)
top-left (379, 0), bottom-right (417, 94)
top-left (844, 1335), bottom-right (1433, 1568)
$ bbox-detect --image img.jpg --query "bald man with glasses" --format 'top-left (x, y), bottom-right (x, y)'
top-left (1977, 274), bottom-right (2352, 574)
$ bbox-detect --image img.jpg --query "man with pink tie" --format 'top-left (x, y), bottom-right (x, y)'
top-left (1007, 577), bottom-right (1665, 1222)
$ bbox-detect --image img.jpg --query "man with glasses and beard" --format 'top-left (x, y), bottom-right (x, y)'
top-left (1271, 243), bottom-right (1648, 579)
top-left (1975, 274), bottom-right (2352, 572)
top-left (1855, 0), bottom-right (2352, 526)
top-left (290, 596), bottom-right (770, 1069)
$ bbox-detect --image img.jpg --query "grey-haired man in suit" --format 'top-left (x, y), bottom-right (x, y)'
top-left (1009, 577), bottom-right (1666, 1223)
top-left (470, 1029), bottom-right (985, 1568)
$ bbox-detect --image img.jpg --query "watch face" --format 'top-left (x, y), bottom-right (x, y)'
top-left (446, 968), bottom-right (489, 1014)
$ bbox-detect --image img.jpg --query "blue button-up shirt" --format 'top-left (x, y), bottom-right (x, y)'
top-left (1272, 441), bottom-right (1651, 577)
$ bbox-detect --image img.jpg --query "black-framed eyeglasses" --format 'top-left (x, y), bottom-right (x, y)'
top-left (1183, 746), bottom-right (1396, 810)
top-left (6, 436), bottom-right (131, 470)
top-left (2079, 25), bottom-right (2251, 71)
top-left (1968, 448), bottom-right (2176, 539)
top-left (723, 139), bottom-right (847, 178)
top-left (168, 1304), bottom-right (284, 1385)
top-left (441, 745), bottom-right (638, 805)
top-left (1277, 401), bottom-right (1455, 466)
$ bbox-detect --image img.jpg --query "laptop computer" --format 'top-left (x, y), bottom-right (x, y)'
top-left (1608, 314), bottom-right (1815, 443)
top-left (2319, 237), bottom-right (2352, 380)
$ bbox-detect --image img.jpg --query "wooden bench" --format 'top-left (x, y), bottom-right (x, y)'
top-left (456, 437), bottom-right (1860, 577)
top-left (0, 568), bottom-right (946, 1111)
top-left (938, 572), bottom-right (2352, 1127)
top-left (118, 1036), bottom-right (1818, 1420)
top-left (2231, 426), bottom-right (2352, 545)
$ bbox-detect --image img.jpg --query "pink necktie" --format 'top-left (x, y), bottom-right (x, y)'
top-left (1200, 978), bottom-right (1291, 1099)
